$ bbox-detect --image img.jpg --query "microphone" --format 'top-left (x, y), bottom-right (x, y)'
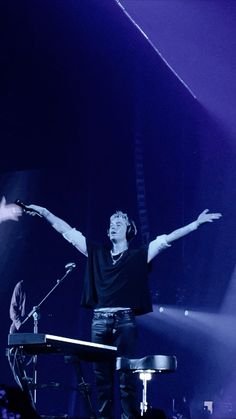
top-left (15, 200), bottom-right (42, 217)
top-left (65, 262), bottom-right (76, 271)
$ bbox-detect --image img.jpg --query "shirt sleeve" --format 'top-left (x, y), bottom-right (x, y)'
top-left (154, 234), bottom-right (171, 251)
top-left (148, 234), bottom-right (171, 263)
top-left (63, 228), bottom-right (82, 244)
top-left (62, 228), bottom-right (87, 255)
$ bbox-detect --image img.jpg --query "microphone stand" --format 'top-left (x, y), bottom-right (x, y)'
top-left (20, 264), bottom-right (76, 405)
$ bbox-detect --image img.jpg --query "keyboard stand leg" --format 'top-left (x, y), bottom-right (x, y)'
top-left (65, 355), bottom-right (97, 419)
top-left (7, 347), bottom-right (39, 417)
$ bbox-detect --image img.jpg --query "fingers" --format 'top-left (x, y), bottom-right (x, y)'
top-left (209, 213), bottom-right (222, 219)
top-left (198, 210), bottom-right (222, 225)
top-left (28, 204), bottom-right (37, 210)
top-left (8, 210), bottom-right (22, 221)
top-left (202, 210), bottom-right (222, 218)
top-left (0, 196), bottom-right (6, 207)
top-left (9, 204), bottom-right (22, 216)
top-left (206, 213), bottom-right (222, 222)
top-left (0, 202), bottom-right (22, 222)
top-left (28, 211), bottom-right (37, 217)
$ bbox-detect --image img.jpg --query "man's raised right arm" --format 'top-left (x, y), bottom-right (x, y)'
top-left (28, 204), bottom-right (88, 256)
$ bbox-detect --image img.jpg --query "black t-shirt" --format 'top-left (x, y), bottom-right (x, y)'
top-left (80, 240), bottom-right (153, 315)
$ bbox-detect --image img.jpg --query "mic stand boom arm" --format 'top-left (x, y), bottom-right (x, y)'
top-left (21, 265), bottom-right (75, 329)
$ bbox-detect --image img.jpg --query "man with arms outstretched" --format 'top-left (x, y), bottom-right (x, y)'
top-left (25, 203), bottom-right (221, 419)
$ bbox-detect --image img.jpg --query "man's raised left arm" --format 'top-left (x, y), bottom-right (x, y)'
top-left (148, 209), bottom-right (222, 263)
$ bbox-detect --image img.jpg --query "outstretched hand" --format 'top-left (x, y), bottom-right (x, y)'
top-left (197, 209), bottom-right (222, 225)
top-left (25, 204), bottom-right (46, 217)
top-left (0, 196), bottom-right (22, 222)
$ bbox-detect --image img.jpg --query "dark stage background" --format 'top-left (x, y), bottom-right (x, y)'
top-left (1, 1), bottom-right (236, 418)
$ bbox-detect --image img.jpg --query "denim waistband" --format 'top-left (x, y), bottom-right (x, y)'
top-left (93, 309), bottom-right (133, 319)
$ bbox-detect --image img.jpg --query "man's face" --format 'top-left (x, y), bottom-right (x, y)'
top-left (108, 216), bottom-right (128, 242)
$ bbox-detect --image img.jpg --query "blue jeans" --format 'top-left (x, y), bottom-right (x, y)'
top-left (91, 309), bottom-right (138, 419)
